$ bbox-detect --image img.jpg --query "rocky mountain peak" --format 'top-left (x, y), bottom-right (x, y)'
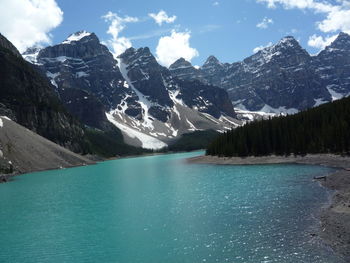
top-left (169, 57), bottom-right (207, 83)
top-left (169, 57), bottom-right (193, 70)
top-left (326, 32), bottom-right (350, 52)
top-left (62, 31), bottom-right (95, 44)
top-left (203, 55), bottom-right (221, 67)
top-left (277, 36), bottom-right (298, 46)
top-left (118, 47), bottom-right (157, 68)
top-left (118, 46), bottom-right (174, 110)
top-left (265, 36), bottom-right (304, 55)
top-left (38, 31), bottom-right (109, 60)
top-left (245, 35), bottom-right (309, 67)
top-left (336, 31), bottom-right (350, 40)
top-left (120, 47), bottom-right (152, 57)
top-left (314, 32), bottom-right (350, 100)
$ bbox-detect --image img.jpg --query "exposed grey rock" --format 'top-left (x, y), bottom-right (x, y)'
top-left (221, 36), bottom-right (329, 111)
top-left (172, 34), bottom-right (350, 113)
top-left (169, 57), bottom-right (207, 83)
top-left (312, 32), bottom-right (350, 99)
top-left (201, 55), bottom-right (230, 86)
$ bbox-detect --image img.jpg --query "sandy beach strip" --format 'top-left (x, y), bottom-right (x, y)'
top-left (188, 154), bottom-right (350, 260)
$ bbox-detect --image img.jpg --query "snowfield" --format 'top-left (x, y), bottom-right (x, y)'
top-left (106, 112), bottom-right (167, 150)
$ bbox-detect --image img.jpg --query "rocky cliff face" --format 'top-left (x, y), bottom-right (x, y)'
top-left (0, 33), bottom-right (21, 58)
top-left (26, 32), bottom-right (238, 149)
top-left (0, 36), bottom-right (86, 152)
top-left (312, 32), bottom-right (350, 100)
top-left (223, 36), bottom-right (329, 111)
top-left (169, 58), bottom-right (207, 83)
top-left (118, 47), bottom-right (174, 122)
top-left (201, 56), bottom-right (230, 86)
top-left (170, 33), bottom-right (350, 114)
top-left (32, 31), bottom-right (134, 129)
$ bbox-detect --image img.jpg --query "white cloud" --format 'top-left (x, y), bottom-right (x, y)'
top-left (257, 0), bottom-right (350, 49)
top-left (156, 30), bottom-right (199, 67)
top-left (253, 42), bottom-right (273, 53)
top-left (102, 11), bottom-right (139, 56)
top-left (307, 34), bottom-right (337, 49)
top-left (256, 0), bottom-right (334, 12)
top-left (256, 17), bottom-right (274, 29)
top-left (148, 10), bottom-right (177, 26)
top-left (257, 0), bottom-right (350, 34)
top-left (213, 1), bottom-right (220, 6)
top-left (0, 0), bottom-right (63, 52)
top-left (317, 8), bottom-right (350, 33)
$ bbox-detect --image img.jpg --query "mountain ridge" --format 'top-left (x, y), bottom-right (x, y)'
top-left (170, 33), bottom-right (350, 113)
top-left (24, 31), bottom-right (239, 149)
top-left (21, 30), bottom-right (350, 148)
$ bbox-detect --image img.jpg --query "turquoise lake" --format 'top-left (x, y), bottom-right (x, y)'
top-left (0, 152), bottom-right (345, 263)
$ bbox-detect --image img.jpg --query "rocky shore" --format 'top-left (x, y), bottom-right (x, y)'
top-left (188, 154), bottom-right (350, 260)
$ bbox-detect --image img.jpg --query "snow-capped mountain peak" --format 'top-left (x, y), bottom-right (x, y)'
top-left (277, 36), bottom-right (298, 46)
top-left (62, 30), bottom-right (92, 44)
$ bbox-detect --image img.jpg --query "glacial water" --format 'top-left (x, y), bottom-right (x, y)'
top-left (0, 152), bottom-right (345, 263)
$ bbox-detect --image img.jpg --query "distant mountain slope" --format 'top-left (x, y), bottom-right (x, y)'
top-left (0, 116), bottom-right (93, 174)
top-left (25, 31), bottom-right (240, 149)
top-left (170, 33), bottom-right (350, 114)
top-left (206, 96), bottom-right (350, 157)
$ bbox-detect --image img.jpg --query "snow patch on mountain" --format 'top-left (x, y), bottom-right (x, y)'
top-left (260, 104), bottom-right (298, 115)
top-left (46, 72), bottom-right (60, 89)
top-left (219, 115), bottom-right (240, 128)
top-left (106, 112), bottom-right (167, 149)
top-left (22, 47), bottom-right (42, 64)
top-left (327, 85), bottom-right (344, 101)
top-left (314, 98), bottom-right (328, 107)
top-left (185, 118), bottom-right (197, 131)
top-left (76, 71), bottom-right (89, 78)
top-left (118, 59), bottom-right (156, 129)
top-left (62, 31), bottom-right (92, 44)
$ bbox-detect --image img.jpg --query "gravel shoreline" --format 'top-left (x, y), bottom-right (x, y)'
top-left (188, 154), bottom-right (350, 260)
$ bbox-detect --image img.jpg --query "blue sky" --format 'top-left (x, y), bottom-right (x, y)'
top-left (1, 0), bottom-right (350, 66)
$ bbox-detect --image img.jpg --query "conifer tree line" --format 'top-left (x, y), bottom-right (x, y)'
top-left (206, 96), bottom-right (350, 157)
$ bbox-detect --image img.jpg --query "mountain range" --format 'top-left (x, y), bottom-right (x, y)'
top-left (3, 30), bottom-right (350, 152)
top-left (23, 31), bottom-right (240, 149)
top-left (170, 32), bottom-right (350, 114)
